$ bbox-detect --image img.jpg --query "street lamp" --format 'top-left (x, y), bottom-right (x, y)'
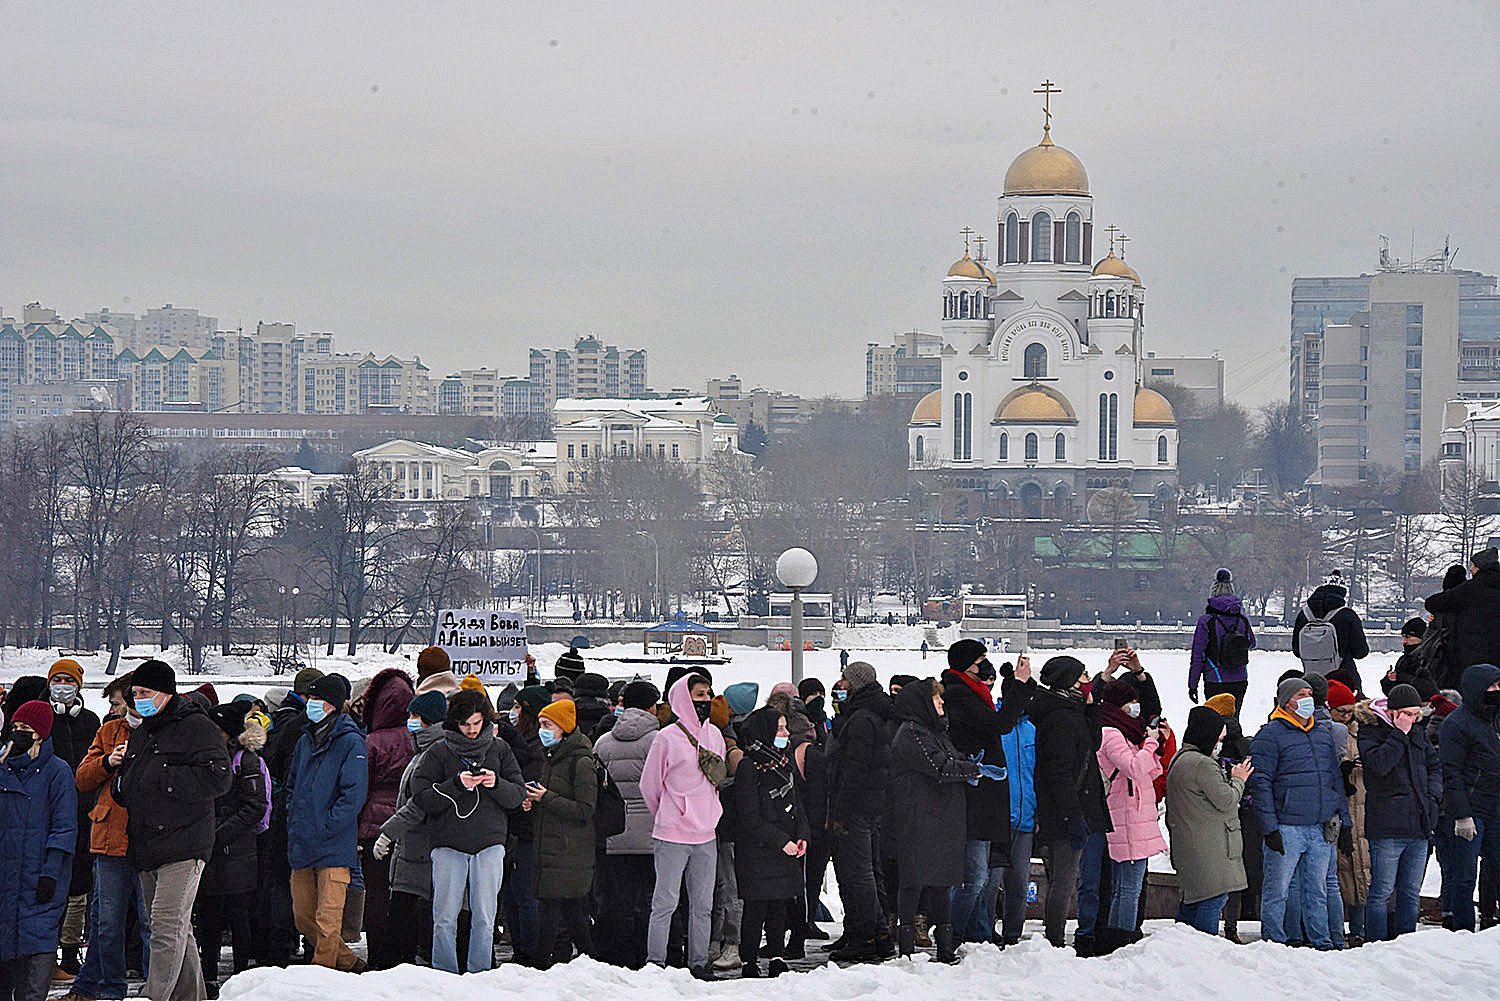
top-left (776, 547), bottom-right (818, 685)
top-left (636, 530), bottom-right (660, 620)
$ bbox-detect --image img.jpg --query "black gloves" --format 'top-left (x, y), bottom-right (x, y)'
top-left (1264, 830), bottom-right (1285, 855)
top-left (1338, 826), bottom-right (1354, 855)
top-left (1188, 688), bottom-right (1199, 705)
top-left (35, 875), bottom-right (56, 905)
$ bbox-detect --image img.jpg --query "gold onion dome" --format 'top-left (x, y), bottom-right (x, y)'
top-left (996, 385), bottom-right (1078, 423)
top-left (910, 390), bottom-right (941, 424)
top-left (1003, 133), bottom-right (1090, 197)
top-left (1092, 251), bottom-right (1135, 280)
top-left (1133, 387), bottom-right (1177, 426)
top-left (947, 253), bottom-right (987, 279)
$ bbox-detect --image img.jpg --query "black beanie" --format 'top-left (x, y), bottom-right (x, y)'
top-left (132, 659), bottom-right (177, 696)
top-left (1303, 672), bottom-right (1329, 707)
top-left (1387, 684), bottom-right (1423, 711)
top-left (575, 672), bottom-right (610, 698)
top-left (1040, 656), bottom-right (1086, 691)
top-left (947, 638), bottom-right (988, 672)
top-left (797, 677), bottom-right (825, 701)
top-left (310, 674), bottom-right (350, 710)
top-left (1401, 617), bottom-right (1427, 639)
top-left (623, 680), bottom-right (661, 711)
top-left (1183, 705), bottom-right (1226, 755)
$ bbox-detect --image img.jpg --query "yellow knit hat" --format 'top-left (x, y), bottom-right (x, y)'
top-left (1204, 693), bottom-right (1238, 717)
top-left (538, 698), bottom-right (577, 734)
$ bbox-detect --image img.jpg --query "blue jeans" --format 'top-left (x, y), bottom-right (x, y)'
top-left (1435, 830), bottom-right (1465, 919)
top-left (432, 844), bottom-right (506, 974)
top-left (950, 840), bottom-right (991, 943)
top-left (1324, 844), bottom-right (1346, 946)
top-left (1261, 825), bottom-right (1333, 948)
top-left (74, 855), bottom-right (151, 999)
top-left (1175, 893), bottom-right (1229, 934)
top-left (1446, 816), bottom-right (1500, 932)
top-left (1366, 837), bottom-right (1427, 940)
top-left (1076, 832), bottom-right (1108, 936)
top-left (1107, 859), bottom-right (1147, 930)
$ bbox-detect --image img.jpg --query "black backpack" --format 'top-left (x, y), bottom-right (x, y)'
top-left (1206, 606), bottom-right (1252, 669)
top-left (592, 755), bottom-right (628, 845)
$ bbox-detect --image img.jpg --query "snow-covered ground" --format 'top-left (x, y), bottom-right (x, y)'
top-left (216, 923), bottom-right (1496, 1001)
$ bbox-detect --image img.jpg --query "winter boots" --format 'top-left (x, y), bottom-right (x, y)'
top-left (914, 913), bottom-right (932, 948)
top-left (898, 924), bottom-right (916, 959)
top-left (934, 924), bottom-right (958, 965)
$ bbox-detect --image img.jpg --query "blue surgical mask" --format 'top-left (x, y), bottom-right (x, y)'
top-left (1294, 696), bottom-right (1315, 719)
top-left (306, 701), bottom-right (328, 724)
top-left (833, 690), bottom-right (848, 702)
top-left (614, 706), bottom-right (625, 718)
top-left (1125, 703), bottom-right (1141, 718)
top-left (773, 735), bottom-right (789, 749)
top-left (406, 719), bottom-right (423, 733)
top-left (134, 697), bottom-right (160, 719)
top-left (539, 728), bottom-right (561, 748)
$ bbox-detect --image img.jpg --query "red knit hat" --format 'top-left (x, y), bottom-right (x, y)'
top-left (1326, 679), bottom-right (1356, 709)
top-left (10, 700), bottom-right (54, 741)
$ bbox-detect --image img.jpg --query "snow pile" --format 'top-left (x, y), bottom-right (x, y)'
top-left (219, 924), bottom-right (1496, 1001)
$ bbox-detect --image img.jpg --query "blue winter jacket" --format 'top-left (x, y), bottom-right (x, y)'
top-left (285, 711), bottom-right (368, 870)
top-left (0, 739), bottom-right (77, 960)
top-left (998, 707), bottom-right (1036, 833)
top-left (1247, 712), bottom-right (1351, 834)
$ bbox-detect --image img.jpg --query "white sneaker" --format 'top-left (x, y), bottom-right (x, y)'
top-left (713, 945), bottom-right (741, 970)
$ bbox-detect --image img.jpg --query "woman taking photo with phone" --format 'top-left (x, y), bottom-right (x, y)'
top-left (409, 689), bottom-right (527, 974)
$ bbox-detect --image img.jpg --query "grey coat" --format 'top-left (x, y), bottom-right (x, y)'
top-left (380, 725), bottom-right (444, 900)
top-left (1165, 746), bottom-right (1247, 905)
top-left (592, 708), bottom-right (659, 855)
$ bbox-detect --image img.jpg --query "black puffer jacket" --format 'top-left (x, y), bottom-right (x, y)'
top-left (113, 695), bottom-right (233, 872)
top-left (886, 682), bottom-right (981, 888)
top-left (732, 708), bottom-right (810, 901)
top-left (1029, 685), bottom-right (1110, 844)
top-left (940, 669), bottom-right (1034, 850)
top-left (1439, 664), bottom-right (1500, 824)
top-left (1425, 569), bottom-right (1500, 687)
top-left (202, 720), bottom-right (268, 897)
top-left (1356, 702), bottom-right (1442, 840)
top-left (827, 684), bottom-right (895, 822)
top-left (48, 703), bottom-right (101, 891)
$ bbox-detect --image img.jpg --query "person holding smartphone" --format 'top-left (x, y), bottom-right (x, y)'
top-left (409, 689), bottom-right (526, 974)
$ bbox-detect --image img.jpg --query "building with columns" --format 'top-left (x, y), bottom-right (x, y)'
top-left (907, 84), bottom-right (1177, 519)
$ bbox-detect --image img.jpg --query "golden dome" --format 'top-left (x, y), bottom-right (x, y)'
top-left (947, 253), bottom-right (987, 280)
top-left (1092, 251), bottom-right (1134, 280)
top-left (1134, 387), bottom-right (1177, 426)
top-left (910, 390), bottom-right (941, 424)
top-left (995, 384), bottom-right (1078, 424)
top-left (1003, 134), bottom-right (1089, 197)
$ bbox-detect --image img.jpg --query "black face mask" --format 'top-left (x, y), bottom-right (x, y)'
top-left (7, 732), bottom-right (36, 757)
top-left (1485, 690), bottom-right (1500, 709)
top-left (974, 660), bottom-right (997, 684)
top-left (693, 701), bottom-right (713, 723)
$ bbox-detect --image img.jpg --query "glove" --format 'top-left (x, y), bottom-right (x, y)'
top-left (1456, 817), bottom-right (1478, 841)
top-left (1188, 688), bottom-right (1199, 705)
top-left (1264, 830), bottom-right (1285, 855)
top-left (1339, 759), bottom-right (1358, 797)
top-left (1338, 826), bottom-right (1354, 855)
top-left (373, 833), bottom-right (393, 860)
top-left (977, 763), bottom-right (1008, 782)
top-left (35, 875), bottom-right (56, 905)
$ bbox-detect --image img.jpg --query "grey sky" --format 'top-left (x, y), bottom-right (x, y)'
top-left (3, 2), bottom-right (1496, 408)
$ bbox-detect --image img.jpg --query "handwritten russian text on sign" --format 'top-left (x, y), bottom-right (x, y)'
top-left (433, 609), bottom-right (529, 683)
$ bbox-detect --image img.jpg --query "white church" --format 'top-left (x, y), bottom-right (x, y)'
top-left (908, 83), bottom-right (1178, 521)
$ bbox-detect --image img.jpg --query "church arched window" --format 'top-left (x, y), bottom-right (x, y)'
top-left (1157, 435), bottom-right (1169, 464)
top-left (1004, 212), bottom-right (1019, 263)
top-left (998, 432), bottom-right (1008, 461)
top-left (1023, 343), bottom-right (1048, 379)
top-left (1105, 291), bottom-right (1116, 318)
top-left (1030, 211), bottom-right (1052, 262)
top-left (1055, 432), bottom-right (1067, 461)
top-left (915, 435), bottom-right (925, 462)
top-left (1025, 432), bottom-right (1039, 462)
top-left (1065, 212), bottom-right (1082, 262)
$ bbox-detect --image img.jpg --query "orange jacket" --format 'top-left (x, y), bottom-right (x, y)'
top-left (76, 716), bottom-right (134, 857)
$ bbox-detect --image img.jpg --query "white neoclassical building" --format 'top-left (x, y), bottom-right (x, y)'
top-left (908, 89), bottom-right (1178, 520)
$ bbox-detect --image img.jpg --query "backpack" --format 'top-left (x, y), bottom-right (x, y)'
top-left (592, 755), bottom-right (628, 846)
top-left (232, 749), bottom-right (273, 835)
top-left (1298, 601), bottom-right (1341, 677)
top-left (1205, 606), bottom-right (1252, 670)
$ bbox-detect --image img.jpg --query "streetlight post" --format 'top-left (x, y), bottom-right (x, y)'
top-left (776, 547), bottom-right (818, 685)
top-left (528, 526), bottom-right (543, 619)
top-left (636, 530), bottom-right (660, 620)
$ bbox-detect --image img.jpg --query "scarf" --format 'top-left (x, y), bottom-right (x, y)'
top-left (1099, 701), bottom-right (1147, 745)
top-left (443, 722), bottom-right (496, 764)
top-left (743, 737), bottom-right (792, 773)
top-left (949, 668), bottom-right (994, 705)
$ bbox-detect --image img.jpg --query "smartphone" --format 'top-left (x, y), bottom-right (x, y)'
top-left (1113, 636), bottom-right (1129, 651)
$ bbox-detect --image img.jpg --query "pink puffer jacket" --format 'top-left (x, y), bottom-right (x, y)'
top-left (1097, 726), bottom-right (1167, 863)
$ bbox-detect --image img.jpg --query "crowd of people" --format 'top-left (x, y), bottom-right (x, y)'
top-left (1, 556), bottom-right (1499, 1000)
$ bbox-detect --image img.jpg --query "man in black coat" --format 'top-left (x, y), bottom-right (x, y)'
top-left (1438, 662), bottom-right (1500, 931)
top-left (46, 658), bottom-right (102, 977)
top-left (825, 661), bottom-right (895, 962)
top-left (940, 639), bottom-right (1035, 944)
top-left (1425, 548), bottom-right (1500, 687)
top-left (1293, 570), bottom-right (1371, 694)
top-left (1029, 655), bottom-right (1109, 949)
top-left (112, 660), bottom-right (232, 1001)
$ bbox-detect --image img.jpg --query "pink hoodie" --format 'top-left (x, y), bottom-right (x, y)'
top-left (640, 675), bottom-right (726, 845)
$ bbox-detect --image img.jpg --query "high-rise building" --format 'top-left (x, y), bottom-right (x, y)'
top-left (140, 304), bottom-right (219, 352)
top-left (529, 336), bottom-right (648, 413)
top-left (436, 368), bottom-right (506, 417)
top-left (865, 330), bottom-right (943, 398)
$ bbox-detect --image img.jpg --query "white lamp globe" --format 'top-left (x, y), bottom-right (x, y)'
top-left (776, 548), bottom-right (818, 589)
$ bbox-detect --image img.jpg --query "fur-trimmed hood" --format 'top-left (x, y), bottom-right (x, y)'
top-left (238, 717), bottom-right (267, 752)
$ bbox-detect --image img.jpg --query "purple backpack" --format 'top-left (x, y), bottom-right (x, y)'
top-left (232, 750), bottom-right (273, 834)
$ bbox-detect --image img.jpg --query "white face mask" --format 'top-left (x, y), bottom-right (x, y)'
top-left (1125, 703), bottom-right (1141, 718)
top-left (1212, 741), bottom-right (1223, 759)
top-left (126, 714), bottom-right (143, 729)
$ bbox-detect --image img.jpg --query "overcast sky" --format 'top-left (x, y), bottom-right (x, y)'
top-left (3, 2), bottom-right (1496, 407)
